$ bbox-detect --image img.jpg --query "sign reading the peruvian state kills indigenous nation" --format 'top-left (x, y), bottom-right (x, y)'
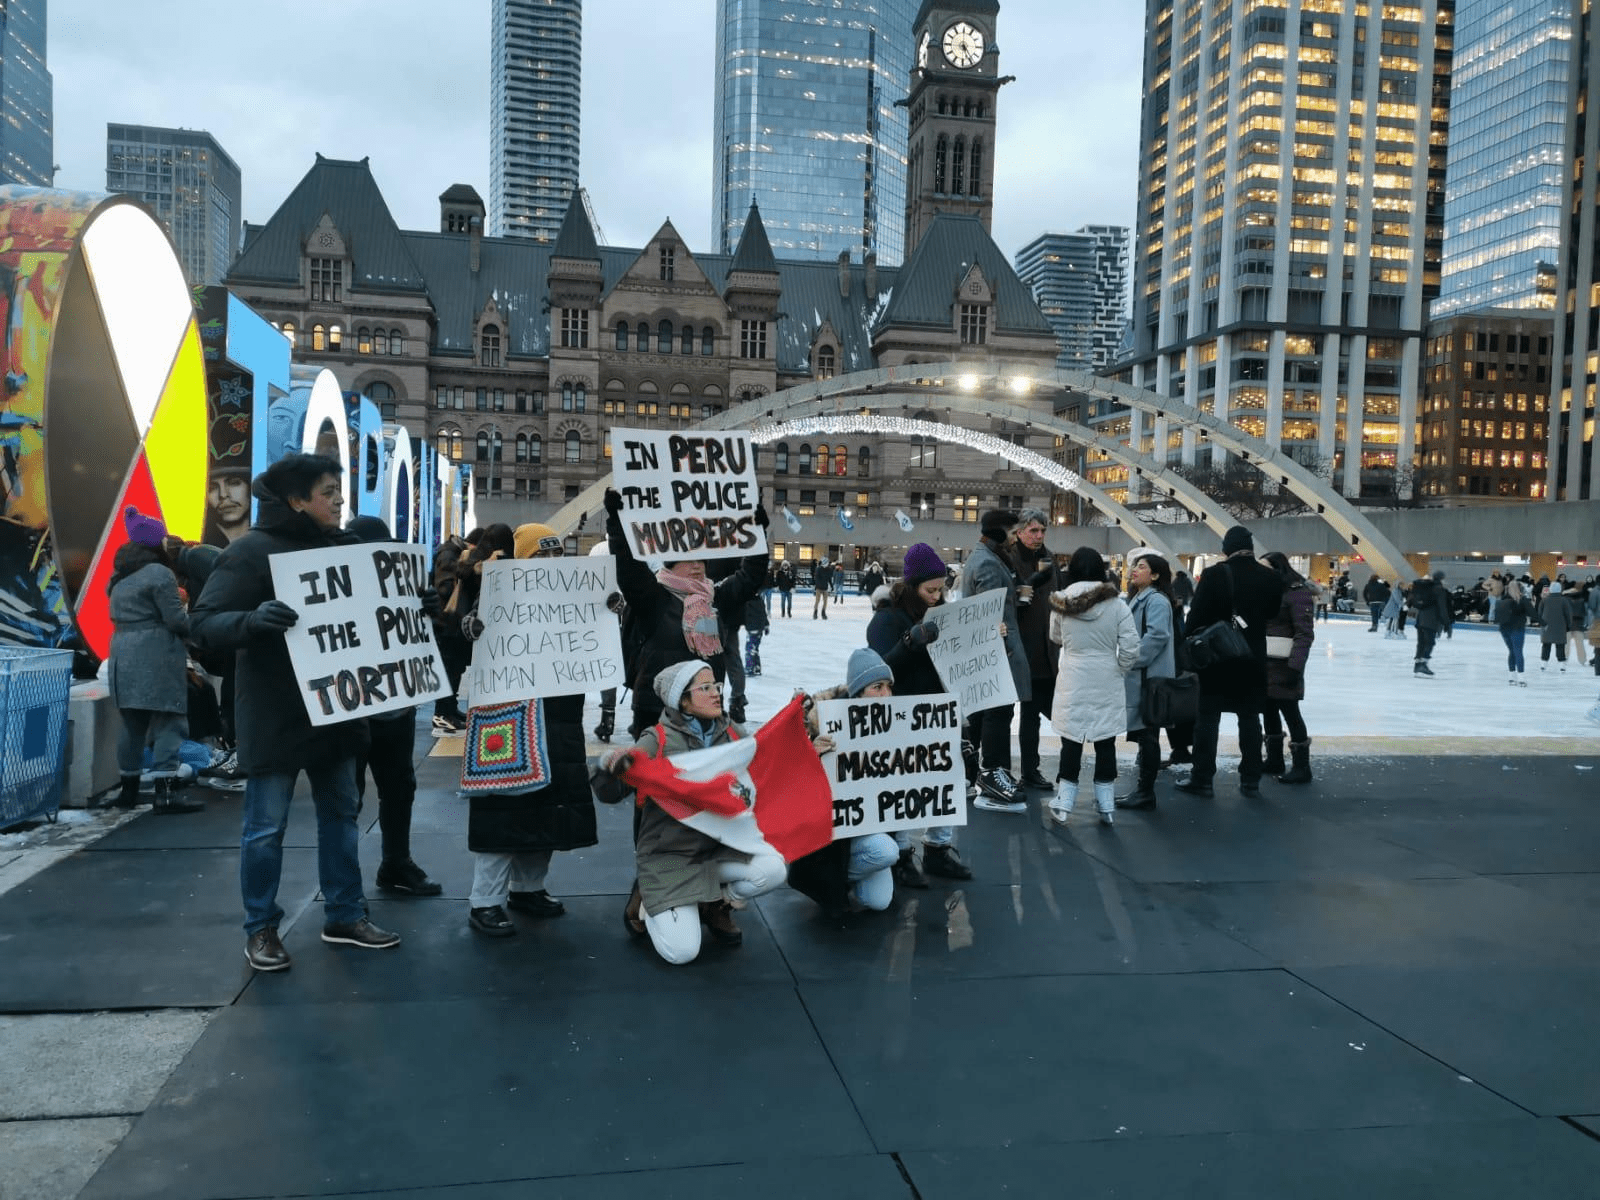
top-left (612, 428), bottom-right (767, 561)
top-left (815, 695), bottom-right (966, 837)
top-left (924, 589), bottom-right (1019, 715)
top-left (464, 557), bottom-right (624, 706)
top-left (270, 543), bottom-right (450, 726)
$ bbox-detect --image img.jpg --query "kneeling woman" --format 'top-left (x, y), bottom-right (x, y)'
top-left (596, 660), bottom-right (788, 965)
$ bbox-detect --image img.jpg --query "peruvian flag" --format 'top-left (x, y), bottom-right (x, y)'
top-left (621, 695), bottom-right (834, 862)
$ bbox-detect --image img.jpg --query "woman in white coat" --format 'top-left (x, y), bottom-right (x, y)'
top-left (1048, 547), bottom-right (1141, 824)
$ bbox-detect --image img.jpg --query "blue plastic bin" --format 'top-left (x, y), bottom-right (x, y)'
top-left (0, 646), bottom-right (74, 829)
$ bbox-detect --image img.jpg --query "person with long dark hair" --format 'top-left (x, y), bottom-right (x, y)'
top-left (1260, 551), bottom-right (1316, 785)
top-left (1116, 548), bottom-right (1177, 811)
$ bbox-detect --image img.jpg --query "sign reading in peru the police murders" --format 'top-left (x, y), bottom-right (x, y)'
top-left (465, 557), bottom-right (624, 705)
top-left (270, 543), bottom-right (450, 726)
top-left (815, 695), bottom-right (967, 837)
top-left (612, 428), bottom-right (767, 561)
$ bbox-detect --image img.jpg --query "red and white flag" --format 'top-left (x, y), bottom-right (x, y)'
top-left (621, 695), bottom-right (834, 862)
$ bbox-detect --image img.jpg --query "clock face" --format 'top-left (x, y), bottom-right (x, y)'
top-left (942, 21), bottom-right (984, 68)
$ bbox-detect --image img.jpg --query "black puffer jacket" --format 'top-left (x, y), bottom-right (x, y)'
top-left (1183, 553), bottom-right (1285, 709)
top-left (190, 478), bottom-right (370, 776)
top-left (466, 693), bottom-right (597, 854)
top-left (866, 582), bottom-right (945, 697)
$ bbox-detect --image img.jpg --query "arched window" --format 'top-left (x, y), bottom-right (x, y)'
top-left (329, 324), bottom-right (342, 351)
top-left (681, 325), bottom-right (694, 354)
top-left (775, 442), bottom-right (790, 473)
top-left (799, 443), bottom-right (812, 474)
top-left (564, 430), bottom-right (581, 463)
top-left (952, 136), bottom-right (966, 195)
top-left (450, 430), bottom-right (462, 460)
top-left (858, 445), bottom-right (871, 476)
top-left (701, 326), bottom-right (715, 356)
top-left (390, 329), bottom-right (404, 355)
top-left (281, 321), bottom-right (296, 346)
top-left (937, 94), bottom-right (947, 115)
top-left (815, 444), bottom-right (830, 476)
top-left (968, 139), bottom-right (983, 196)
top-left (435, 429), bottom-right (451, 459)
top-left (529, 434), bottom-right (542, 464)
top-left (311, 324), bottom-right (327, 351)
top-left (637, 322), bottom-right (650, 352)
top-left (376, 329), bottom-right (391, 355)
top-left (963, 97), bottom-right (974, 118)
top-left (476, 430), bottom-right (490, 462)
top-left (833, 445), bottom-right (847, 476)
top-left (615, 321), bottom-right (629, 350)
top-left (516, 433), bottom-right (529, 463)
top-left (480, 323), bottom-right (501, 367)
top-left (357, 327), bottom-right (372, 355)
top-left (934, 135), bottom-right (948, 193)
top-left (658, 319), bottom-right (674, 352)
top-left (816, 345), bottom-right (836, 380)
top-left (491, 430), bottom-right (503, 462)
top-left (573, 384), bottom-right (586, 413)
top-left (368, 381), bottom-right (397, 420)
top-left (562, 382), bottom-right (574, 411)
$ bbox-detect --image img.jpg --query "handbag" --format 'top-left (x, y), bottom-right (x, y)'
top-left (1136, 597), bottom-right (1200, 728)
top-left (1182, 563), bottom-right (1253, 671)
top-left (1265, 635), bottom-right (1294, 659)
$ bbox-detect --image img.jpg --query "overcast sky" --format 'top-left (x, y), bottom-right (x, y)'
top-left (51, 1), bottom-right (1145, 262)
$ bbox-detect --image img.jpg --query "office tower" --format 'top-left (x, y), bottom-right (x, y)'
top-left (1120, 0), bottom-right (1455, 502)
top-left (106, 125), bottom-right (242, 286)
top-left (1434, 1), bottom-right (1571, 317)
top-left (712, 0), bottom-right (917, 266)
top-left (1015, 226), bottom-right (1130, 371)
top-left (0, 0), bottom-right (51, 186)
top-left (491, 0), bottom-right (581, 241)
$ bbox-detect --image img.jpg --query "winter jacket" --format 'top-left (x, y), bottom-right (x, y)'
top-left (1184, 554), bottom-right (1285, 708)
top-left (1362, 577), bottom-right (1390, 604)
top-left (1049, 581), bottom-right (1140, 744)
top-left (775, 563), bottom-right (795, 593)
top-left (962, 536), bottom-right (1031, 703)
top-left (811, 562), bottom-right (834, 593)
top-left (743, 594), bottom-right (770, 635)
top-left (107, 553), bottom-right (191, 715)
top-left (1540, 593), bottom-right (1573, 642)
top-left (465, 693), bottom-right (597, 855)
top-left (1123, 586), bottom-right (1177, 732)
top-left (1495, 590), bottom-right (1535, 633)
top-left (1410, 578), bottom-right (1453, 634)
top-left (1011, 543), bottom-right (1061, 683)
top-left (1265, 581), bottom-right (1316, 703)
top-left (190, 478), bottom-right (370, 776)
top-left (866, 583), bottom-right (945, 697)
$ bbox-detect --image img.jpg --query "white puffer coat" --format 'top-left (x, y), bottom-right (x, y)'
top-left (1049, 581), bottom-right (1140, 744)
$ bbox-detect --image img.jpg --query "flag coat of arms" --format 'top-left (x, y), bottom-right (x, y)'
top-left (620, 695), bottom-right (834, 862)
top-left (781, 505), bottom-right (804, 534)
top-left (837, 508), bottom-right (855, 532)
top-left (895, 508), bottom-right (915, 532)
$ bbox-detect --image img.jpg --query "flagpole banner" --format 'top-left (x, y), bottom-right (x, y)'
top-left (781, 505), bottom-right (803, 534)
top-left (815, 695), bottom-right (965, 837)
top-left (894, 509), bottom-right (915, 532)
top-left (923, 588), bottom-right (1019, 714)
top-left (464, 557), bottom-right (624, 706)
top-left (612, 428), bottom-right (768, 561)
top-left (269, 543), bottom-right (450, 726)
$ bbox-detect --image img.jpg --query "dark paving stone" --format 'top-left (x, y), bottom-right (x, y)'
top-left (304, 1154), bottom-right (910, 1199)
top-left (798, 971), bottom-right (1517, 1153)
top-left (0, 848), bottom-right (320, 1012)
top-left (237, 896), bottom-right (794, 1006)
top-left (1487, 871), bottom-right (1600, 911)
top-left (1299, 964), bottom-right (1600, 1116)
top-left (1153, 876), bottom-right (1599, 969)
top-left (901, 1119), bottom-right (1600, 1200)
top-left (82, 991), bottom-right (874, 1200)
top-left (83, 789), bottom-right (324, 852)
top-left (756, 858), bottom-right (1266, 983)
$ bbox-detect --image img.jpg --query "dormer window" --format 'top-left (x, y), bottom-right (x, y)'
top-left (310, 257), bottom-right (341, 302)
top-left (481, 323), bottom-right (501, 367)
top-left (960, 304), bottom-right (988, 345)
top-left (816, 345), bottom-right (836, 380)
top-left (659, 246), bottom-right (675, 281)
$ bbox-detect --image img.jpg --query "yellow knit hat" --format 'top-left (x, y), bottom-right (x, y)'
top-left (513, 523), bottom-right (562, 559)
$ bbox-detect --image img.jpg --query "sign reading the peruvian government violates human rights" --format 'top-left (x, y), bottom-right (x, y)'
top-left (612, 428), bottom-right (767, 561)
top-left (270, 544), bottom-right (451, 726)
top-left (464, 557), bottom-right (624, 706)
top-left (924, 589), bottom-right (1019, 715)
top-left (815, 695), bottom-right (966, 837)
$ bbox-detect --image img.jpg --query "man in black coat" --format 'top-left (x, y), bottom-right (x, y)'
top-left (1410, 570), bottom-right (1454, 676)
top-left (191, 454), bottom-right (402, 972)
top-left (1362, 575), bottom-right (1391, 631)
top-left (1175, 525), bottom-right (1285, 799)
top-left (1009, 508), bottom-right (1060, 790)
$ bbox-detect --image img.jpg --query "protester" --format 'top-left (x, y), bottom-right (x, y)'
top-left (1363, 575), bottom-right (1390, 632)
top-left (1494, 577), bottom-right (1534, 686)
top-left (964, 510), bottom-right (1031, 811)
top-left (192, 453), bottom-right (401, 972)
top-left (1260, 551), bottom-right (1316, 785)
top-left (594, 660), bottom-right (789, 965)
top-left (458, 523), bottom-right (596, 937)
top-left (1174, 526), bottom-right (1284, 799)
top-left (866, 542), bottom-right (971, 885)
top-left (812, 557), bottom-right (834, 619)
top-left (775, 559), bottom-right (796, 618)
top-left (713, 556), bottom-right (754, 725)
top-left (1539, 580), bottom-right (1572, 672)
top-left (1116, 548), bottom-right (1177, 811)
top-left (1410, 570), bottom-right (1453, 677)
top-left (435, 525), bottom-right (514, 734)
top-left (429, 530), bottom-right (473, 735)
top-left (742, 591), bottom-right (768, 678)
top-left (1010, 508), bottom-right (1060, 791)
top-left (1047, 546), bottom-right (1139, 824)
top-left (107, 507), bottom-right (204, 814)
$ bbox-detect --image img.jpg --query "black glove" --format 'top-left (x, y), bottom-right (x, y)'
top-left (420, 586), bottom-right (442, 618)
top-left (605, 591), bottom-right (625, 614)
top-left (1028, 567), bottom-right (1055, 588)
top-left (463, 613), bottom-right (485, 641)
top-left (604, 488), bottom-right (624, 518)
top-left (754, 503), bottom-right (770, 529)
top-left (245, 600), bottom-right (298, 635)
top-left (907, 620), bottom-right (940, 648)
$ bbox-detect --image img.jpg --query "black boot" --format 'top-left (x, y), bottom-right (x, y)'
top-left (112, 774), bottom-right (142, 809)
top-left (1262, 734), bottom-right (1286, 777)
top-left (1116, 738), bottom-right (1160, 809)
top-left (892, 847), bottom-right (929, 889)
top-left (152, 777), bottom-right (204, 815)
top-left (1277, 738), bottom-right (1313, 785)
top-left (594, 708), bottom-right (615, 743)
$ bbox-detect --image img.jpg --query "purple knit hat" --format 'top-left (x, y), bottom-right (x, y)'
top-left (902, 542), bottom-right (947, 585)
top-left (124, 506), bottom-right (169, 549)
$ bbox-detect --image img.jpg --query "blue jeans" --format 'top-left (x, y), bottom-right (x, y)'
top-left (1500, 628), bottom-right (1525, 673)
top-left (241, 758), bottom-right (366, 935)
top-left (848, 833), bottom-right (899, 910)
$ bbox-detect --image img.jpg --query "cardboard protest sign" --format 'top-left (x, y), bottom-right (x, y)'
top-left (464, 557), bottom-right (624, 705)
top-left (815, 695), bottom-right (966, 837)
top-left (924, 589), bottom-right (1019, 714)
top-left (269, 543), bottom-right (450, 726)
top-left (612, 428), bottom-right (767, 561)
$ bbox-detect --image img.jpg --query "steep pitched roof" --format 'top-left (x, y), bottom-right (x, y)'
top-left (438, 183), bottom-right (483, 205)
top-left (227, 155), bottom-right (426, 292)
top-left (551, 192), bottom-right (600, 260)
top-left (877, 215), bottom-right (1053, 335)
top-left (729, 201), bottom-right (778, 274)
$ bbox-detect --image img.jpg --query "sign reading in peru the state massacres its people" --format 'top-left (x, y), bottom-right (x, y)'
top-left (814, 695), bottom-right (967, 837)
top-left (612, 428), bottom-right (768, 561)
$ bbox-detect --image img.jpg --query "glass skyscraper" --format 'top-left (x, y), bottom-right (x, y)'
top-left (1015, 227), bottom-right (1130, 372)
top-left (491, 0), bottom-right (581, 241)
top-left (0, 0), bottom-right (51, 187)
top-left (712, 0), bottom-right (915, 267)
top-left (106, 125), bottom-right (242, 286)
top-left (1434, 0), bottom-right (1571, 317)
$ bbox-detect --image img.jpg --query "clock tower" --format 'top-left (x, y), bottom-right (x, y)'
top-left (903, 1), bottom-right (1006, 257)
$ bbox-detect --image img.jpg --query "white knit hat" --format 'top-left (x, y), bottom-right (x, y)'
top-left (654, 659), bottom-right (713, 711)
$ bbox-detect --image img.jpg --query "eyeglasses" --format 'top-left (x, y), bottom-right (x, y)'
top-left (687, 682), bottom-right (721, 695)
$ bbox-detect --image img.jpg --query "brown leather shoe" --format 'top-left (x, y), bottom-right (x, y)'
top-left (699, 899), bottom-right (743, 947)
top-left (623, 881), bottom-right (646, 937)
top-left (245, 927), bottom-right (291, 972)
